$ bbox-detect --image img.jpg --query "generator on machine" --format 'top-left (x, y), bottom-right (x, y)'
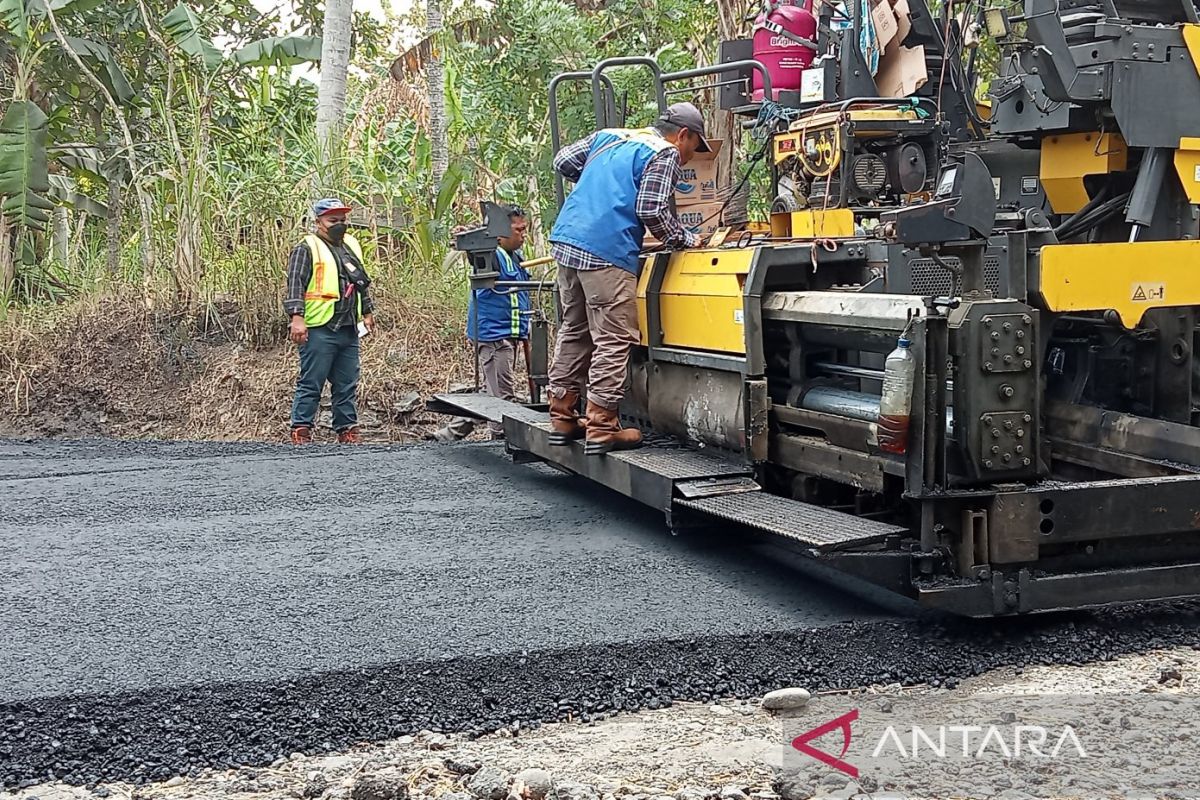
top-left (433, 0), bottom-right (1200, 616)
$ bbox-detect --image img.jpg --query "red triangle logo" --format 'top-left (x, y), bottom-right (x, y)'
top-left (791, 709), bottom-right (859, 778)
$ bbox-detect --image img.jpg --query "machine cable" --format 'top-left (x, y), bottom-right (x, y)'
top-left (684, 100), bottom-right (794, 232)
top-left (1054, 189), bottom-right (1132, 241)
top-left (936, 0), bottom-right (990, 136)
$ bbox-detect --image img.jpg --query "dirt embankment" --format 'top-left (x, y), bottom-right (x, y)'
top-left (0, 296), bottom-right (476, 442)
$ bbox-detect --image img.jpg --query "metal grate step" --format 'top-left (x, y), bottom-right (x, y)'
top-left (676, 492), bottom-right (906, 552)
top-left (611, 447), bottom-right (749, 480)
top-left (428, 393), bottom-right (548, 425)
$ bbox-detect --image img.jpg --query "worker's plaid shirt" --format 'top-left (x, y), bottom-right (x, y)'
top-left (550, 131), bottom-right (699, 270)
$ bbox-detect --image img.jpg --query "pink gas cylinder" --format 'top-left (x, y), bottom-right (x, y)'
top-left (751, 1), bottom-right (818, 101)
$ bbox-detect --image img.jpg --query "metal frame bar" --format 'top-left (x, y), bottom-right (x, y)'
top-left (648, 346), bottom-right (746, 372)
top-left (660, 60), bottom-right (773, 103)
top-left (643, 252), bottom-right (669, 351)
top-left (918, 562), bottom-right (1200, 616)
top-left (770, 433), bottom-right (893, 493)
top-left (1046, 400), bottom-right (1200, 467)
top-left (994, 472), bottom-right (1200, 544)
top-left (742, 247), bottom-right (770, 378)
top-left (664, 78), bottom-right (749, 97)
top-left (549, 71), bottom-right (616, 208)
top-left (589, 57), bottom-right (666, 125)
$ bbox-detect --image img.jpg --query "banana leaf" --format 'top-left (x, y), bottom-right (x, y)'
top-left (28, 0), bottom-right (106, 14)
top-left (0, 0), bottom-right (28, 41)
top-left (0, 100), bottom-right (54, 230)
top-left (234, 34), bottom-right (322, 67)
top-left (48, 172), bottom-right (108, 217)
top-left (163, 2), bottom-right (222, 71)
top-left (57, 35), bottom-right (135, 103)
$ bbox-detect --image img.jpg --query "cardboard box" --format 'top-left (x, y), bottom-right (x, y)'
top-left (876, 43), bottom-right (927, 98)
top-left (893, 0), bottom-right (913, 42)
top-left (871, 0), bottom-right (898, 51)
top-left (644, 199), bottom-right (726, 249)
top-left (674, 139), bottom-right (724, 205)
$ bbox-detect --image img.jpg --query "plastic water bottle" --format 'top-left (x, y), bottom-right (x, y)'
top-left (878, 337), bottom-right (916, 454)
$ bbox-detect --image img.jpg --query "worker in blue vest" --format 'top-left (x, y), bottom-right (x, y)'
top-left (434, 205), bottom-right (532, 441)
top-left (547, 102), bottom-right (706, 454)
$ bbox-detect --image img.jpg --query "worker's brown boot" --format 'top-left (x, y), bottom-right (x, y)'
top-left (584, 401), bottom-right (642, 455)
top-left (290, 426), bottom-right (313, 445)
top-left (337, 426), bottom-right (362, 444)
top-left (548, 391), bottom-right (586, 446)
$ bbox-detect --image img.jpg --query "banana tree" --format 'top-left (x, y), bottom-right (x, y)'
top-left (150, 1), bottom-right (326, 301)
top-left (0, 0), bottom-right (53, 298)
top-left (0, 0), bottom-right (138, 296)
top-left (0, 101), bottom-right (52, 231)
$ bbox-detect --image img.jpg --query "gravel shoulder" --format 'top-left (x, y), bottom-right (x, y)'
top-left (7, 646), bottom-right (1199, 800)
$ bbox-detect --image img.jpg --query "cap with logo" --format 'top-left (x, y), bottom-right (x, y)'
top-left (312, 197), bottom-right (353, 218)
top-left (659, 102), bottom-right (712, 153)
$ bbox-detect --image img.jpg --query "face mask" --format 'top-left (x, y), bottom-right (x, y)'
top-left (328, 223), bottom-right (348, 244)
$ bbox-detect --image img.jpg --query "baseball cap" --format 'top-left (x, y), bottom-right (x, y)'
top-left (660, 102), bottom-right (712, 152)
top-left (312, 197), bottom-right (352, 218)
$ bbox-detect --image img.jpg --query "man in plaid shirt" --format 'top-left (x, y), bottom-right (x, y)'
top-left (547, 102), bottom-right (707, 455)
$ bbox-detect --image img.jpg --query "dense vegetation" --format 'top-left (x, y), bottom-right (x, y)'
top-left (0, 0), bottom-right (730, 344)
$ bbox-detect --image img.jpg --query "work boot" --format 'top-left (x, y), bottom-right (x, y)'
top-left (584, 401), bottom-right (642, 455)
top-left (548, 390), bottom-right (586, 446)
top-left (290, 426), bottom-right (313, 445)
top-left (337, 426), bottom-right (362, 444)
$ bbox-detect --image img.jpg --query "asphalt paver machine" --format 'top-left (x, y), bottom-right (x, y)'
top-left (434, 0), bottom-right (1200, 616)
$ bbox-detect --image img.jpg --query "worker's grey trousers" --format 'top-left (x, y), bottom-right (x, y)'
top-left (547, 265), bottom-right (638, 410)
top-left (446, 338), bottom-right (517, 438)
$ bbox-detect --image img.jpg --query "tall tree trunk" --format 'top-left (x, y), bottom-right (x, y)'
top-left (316, 0), bottom-right (354, 175)
top-left (72, 210), bottom-right (88, 266)
top-left (0, 212), bottom-right (13, 303)
top-left (51, 207), bottom-right (70, 266)
top-left (426, 0), bottom-right (448, 185)
top-left (105, 167), bottom-right (124, 279)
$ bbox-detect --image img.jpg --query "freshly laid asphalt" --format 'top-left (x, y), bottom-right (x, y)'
top-left (0, 439), bottom-right (883, 702)
top-left (2, 439), bottom-right (1199, 789)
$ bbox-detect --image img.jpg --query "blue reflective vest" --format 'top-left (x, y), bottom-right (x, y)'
top-left (467, 247), bottom-right (531, 342)
top-left (549, 128), bottom-right (674, 275)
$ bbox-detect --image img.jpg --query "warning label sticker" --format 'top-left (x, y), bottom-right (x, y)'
top-left (1131, 282), bottom-right (1166, 302)
top-left (734, 309), bottom-right (745, 325)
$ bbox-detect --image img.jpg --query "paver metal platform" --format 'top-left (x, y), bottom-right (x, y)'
top-left (432, 393), bottom-right (907, 552)
top-left (428, 392), bottom-right (548, 425)
top-left (676, 492), bottom-right (905, 552)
